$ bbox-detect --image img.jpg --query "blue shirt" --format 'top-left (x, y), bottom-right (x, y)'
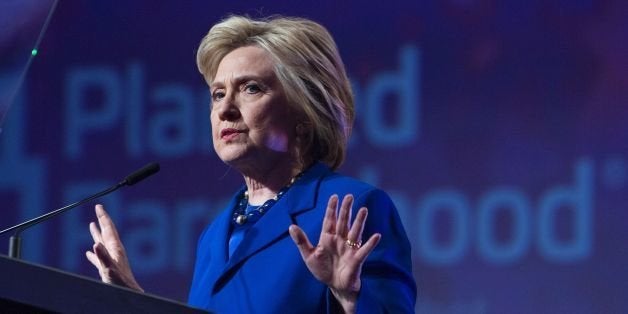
top-left (188, 162), bottom-right (416, 313)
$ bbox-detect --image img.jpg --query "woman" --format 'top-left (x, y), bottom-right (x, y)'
top-left (86, 15), bottom-right (416, 313)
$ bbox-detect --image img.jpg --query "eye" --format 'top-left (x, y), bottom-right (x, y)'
top-left (212, 89), bottom-right (225, 102)
top-left (244, 83), bottom-right (262, 94)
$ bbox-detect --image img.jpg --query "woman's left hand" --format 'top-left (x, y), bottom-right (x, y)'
top-left (289, 194), bottom-right (381, 314)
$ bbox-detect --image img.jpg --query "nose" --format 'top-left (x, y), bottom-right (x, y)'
top-left (215, 94), bottom-right (241, 121)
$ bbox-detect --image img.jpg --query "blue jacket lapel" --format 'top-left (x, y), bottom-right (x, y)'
top-left (204, 188), bottom-right (242, 294)
top-left (212, 163), bottom-right (330, 292)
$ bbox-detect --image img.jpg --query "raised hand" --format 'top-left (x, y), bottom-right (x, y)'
top-left (85, 204), bottom-right (143, 292)
top-left (289, 194), bottom-right (381, 313)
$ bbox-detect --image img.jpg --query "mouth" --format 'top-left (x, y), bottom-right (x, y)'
top-left (220, 128), bottom-right (243, 139)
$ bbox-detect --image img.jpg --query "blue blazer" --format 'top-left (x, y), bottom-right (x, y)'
top-left (188, 162), bottom-right (416, 313)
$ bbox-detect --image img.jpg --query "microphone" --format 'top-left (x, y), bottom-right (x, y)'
top-left (0, 162), bottom-right (160, 259)
top-left (120, 162), bottom-right (160, 186)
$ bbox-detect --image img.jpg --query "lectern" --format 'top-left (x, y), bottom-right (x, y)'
top-left (0, 255), bottom-right (208, 313)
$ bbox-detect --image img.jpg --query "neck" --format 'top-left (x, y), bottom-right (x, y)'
top-left (241, 160), bottom-right (303, 205)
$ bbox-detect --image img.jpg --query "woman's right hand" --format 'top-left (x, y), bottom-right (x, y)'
top-left (85, 204), bottom-right (143, 292)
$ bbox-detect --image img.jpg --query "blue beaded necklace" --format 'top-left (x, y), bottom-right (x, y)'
top-left (232, 171), bottom-right (305, 226)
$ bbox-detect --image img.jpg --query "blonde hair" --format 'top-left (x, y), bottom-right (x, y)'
top-left (196, 15), bottom-right (354, 170)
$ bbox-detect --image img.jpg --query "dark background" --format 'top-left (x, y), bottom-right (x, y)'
top-left (1, 1), bottom-right (627, 313)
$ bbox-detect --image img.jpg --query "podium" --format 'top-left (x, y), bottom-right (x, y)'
top-left (0, 255), bottom-right (208, 313)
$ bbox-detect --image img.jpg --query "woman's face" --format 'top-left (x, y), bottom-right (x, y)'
top-left (209, 45), bottom-right (297, 169)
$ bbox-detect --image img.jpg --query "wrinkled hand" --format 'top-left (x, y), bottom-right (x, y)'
top-left (289, 194), bottom-right (381, 314)
top-left (85, 204), bottom-right (143, 292)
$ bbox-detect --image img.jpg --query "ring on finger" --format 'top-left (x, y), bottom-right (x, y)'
top-left (345, 239), bottom-right (362, 249)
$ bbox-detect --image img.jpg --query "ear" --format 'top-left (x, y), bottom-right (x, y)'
top-left (296, 123), bottom-right (308, 137)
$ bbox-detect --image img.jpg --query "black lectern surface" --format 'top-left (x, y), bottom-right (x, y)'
top-left (0, 255), bottom-right (209, 313)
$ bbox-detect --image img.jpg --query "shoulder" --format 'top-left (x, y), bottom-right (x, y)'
top-left (318, 171), bottom-right (393, 206)
top-left (300, 162), bottom-right (391, 208)
top-left (318, 171), bottom-right (377, 194)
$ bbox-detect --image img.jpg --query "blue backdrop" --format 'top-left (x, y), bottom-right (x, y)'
top-left (1, 1), bottom-right (627, 313)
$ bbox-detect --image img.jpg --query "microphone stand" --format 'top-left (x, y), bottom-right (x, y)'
top-left (1, 182), bottom-right (124, 259)
top-left (0, 162), bottom-right (159, 259)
